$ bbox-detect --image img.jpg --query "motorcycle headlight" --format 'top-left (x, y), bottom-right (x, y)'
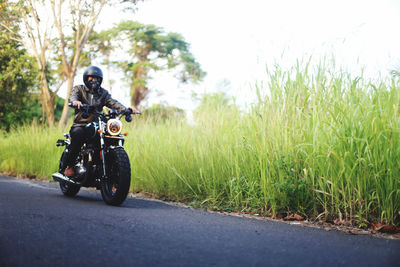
top-left (107, 119), bottom-right (122, 136)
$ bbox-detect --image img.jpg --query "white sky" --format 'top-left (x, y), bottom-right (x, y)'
top-left (72, 0), bottom-right (400, 110)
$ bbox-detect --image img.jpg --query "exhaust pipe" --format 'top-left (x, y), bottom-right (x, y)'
top-left (52, 172), bottom-right (80, 185)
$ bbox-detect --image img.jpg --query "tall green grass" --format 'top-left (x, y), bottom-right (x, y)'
top-left (127, 62), bottom-right (400, 225)
top-left (0, 121), bottom-right (64, 177)
top-left (1, 62), bottom-right (399, 225)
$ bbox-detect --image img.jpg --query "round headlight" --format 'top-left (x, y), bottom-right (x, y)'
top-left (107, 119), bottom-right (122, 136)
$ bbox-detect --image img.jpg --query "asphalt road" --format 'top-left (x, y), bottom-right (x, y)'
top-left (0, 175), bottom-right (399, 267)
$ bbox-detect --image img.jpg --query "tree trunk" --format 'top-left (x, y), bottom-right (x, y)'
top-left (131, 62), bottom-right (148, 107)
top-left (105, 53), bottom-right (112, 93)
top-left (57, 72), bottom-right (75, 128)
top-left (39, 70), bottom-right (55, 126)
top-left (131, 85), bottom-right (148, 107)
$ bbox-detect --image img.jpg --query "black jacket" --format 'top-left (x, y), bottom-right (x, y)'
top-left (69, 85), bottom-right (126, 127)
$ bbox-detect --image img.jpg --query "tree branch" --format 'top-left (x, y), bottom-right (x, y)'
top-left (21, 9), bottom-right (42, 69)
top-left (51, 0), bottom-right (69, 76)
top-left (73, 0), bottom-right (106, 69)
top-left (0, 23), bottom-right (23, 43)
top-left (53, 78), bottom-right (67, 94)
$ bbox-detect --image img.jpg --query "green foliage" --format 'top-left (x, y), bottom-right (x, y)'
top-left (1, 61), bottom-right (399, 226)
top-left (0, 31), bottom-right (39, 130)
top-left (128, 62), bottom-right (400, 226)
top-left (194, 91), bottom-right (237, 121)
top-left (196, 92), bottom-right (232, 110)
top-left (141, 104), bottom-right (185, 123)
top-left (51, 33), bottom-right (94, 80)
top-left (93, 20), bottom-right (206, 106)
top-left (0, 123), bottom-right (62, 177)
top-left (114, 20), bottom-right (206, 82)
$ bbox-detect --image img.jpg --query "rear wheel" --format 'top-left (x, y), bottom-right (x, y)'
top-left (101, 147), bottom-right (131, 206)
top-left (58, 150), bottom-right (81, 197)
top-left (60, 180), bottom-right (81, 197)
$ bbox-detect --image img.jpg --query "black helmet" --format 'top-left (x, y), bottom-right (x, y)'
top-left (83, 66), bottom-right (103, 91)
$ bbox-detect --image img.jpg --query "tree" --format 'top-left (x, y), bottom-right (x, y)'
top-left (87, 29), bottom-right (116, 91)
top-left (52, 0), bottom-right (108, 127)
top-left (195, 92), bottom-right (232, 112)
top-left (0, 0), bottom-right (58, 126)
top-left (108, 20), bottom-right (206, 107)
top-left (1, 0), bottom-right (142, 127)
top-left (55, 0), bottom-right (142, 128)
top-left (0, 27), bottom-right (38, 130)
top-left (142, 103), bottom-right (185, 123)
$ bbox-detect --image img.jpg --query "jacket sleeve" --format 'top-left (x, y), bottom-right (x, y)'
top-left (69, 85), bottom-right (81, 103)
top-left (104, 91), bottom-right (126, 111)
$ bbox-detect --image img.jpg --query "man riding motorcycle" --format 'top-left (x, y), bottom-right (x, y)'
top-left (63, 65), bottom-right (136, 176)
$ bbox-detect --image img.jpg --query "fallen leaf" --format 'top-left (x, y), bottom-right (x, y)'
top-left (393, 233), bottom-right (400, 239)
top-left (284, 214), bottom-right (304, 221)
top-left (378, 225), bottom-right (400, 234)
top-left (370, 222), bottom-right (383, 231)
top-left (346, 230), bottom-right (357, 235)
top-left (333, 219), bottom-right (352, 226)
top-left (294, 214), bottom-right (305, 221)
top-left (333, 219), bottom-right (341, 225)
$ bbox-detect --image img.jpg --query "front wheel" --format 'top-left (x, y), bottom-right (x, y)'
top-left (101, 147), bottom-right (131, 206)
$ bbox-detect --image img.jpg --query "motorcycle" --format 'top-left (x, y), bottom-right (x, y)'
top-left (52, 103), bottom-right (140, 206)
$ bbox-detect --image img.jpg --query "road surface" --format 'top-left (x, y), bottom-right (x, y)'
top-left (0, 175), bottom-right (399, 266)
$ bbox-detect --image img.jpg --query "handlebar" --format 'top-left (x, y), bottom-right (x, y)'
top-left (68, 102), bottom-right (141, 121)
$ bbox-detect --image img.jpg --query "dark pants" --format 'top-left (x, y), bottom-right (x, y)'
top-left (64, 126), bottom-right (87, 167)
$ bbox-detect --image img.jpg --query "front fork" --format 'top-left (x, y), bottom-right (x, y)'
top-left (99, 119), bottom-right (107, 179)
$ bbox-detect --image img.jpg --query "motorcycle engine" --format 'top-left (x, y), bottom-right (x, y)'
top-left (85, 122), bottom-right (100, 139)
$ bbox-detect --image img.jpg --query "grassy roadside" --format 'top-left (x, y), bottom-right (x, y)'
top-left (1, 63), bottom-right (399, 227)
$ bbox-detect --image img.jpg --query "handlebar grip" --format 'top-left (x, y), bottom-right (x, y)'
top-left (69, 102), bottom-right (90, 110)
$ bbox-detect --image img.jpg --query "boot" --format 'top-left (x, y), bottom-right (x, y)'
top-left (64, 166), bottom-right (75, 176)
